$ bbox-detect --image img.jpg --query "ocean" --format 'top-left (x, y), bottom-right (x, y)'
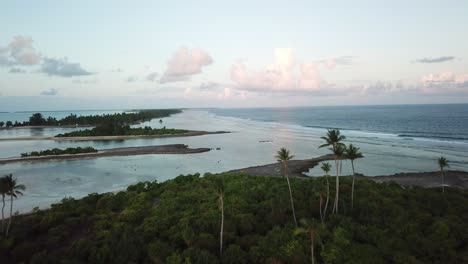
top-left (0, 104), bottom-right (467, 212)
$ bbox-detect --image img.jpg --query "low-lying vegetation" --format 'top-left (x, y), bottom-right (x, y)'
top-left (1, 173), bottom-right (467, 263)
top-left (55, 126), bottom-right (188, 137)
top-left (20, 147), bottom-right (98, 157)
top-left (0, 109), bottom-right (181, 128)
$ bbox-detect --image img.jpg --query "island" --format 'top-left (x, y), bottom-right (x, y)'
top-left (0, 144), bottom-right (211, 164)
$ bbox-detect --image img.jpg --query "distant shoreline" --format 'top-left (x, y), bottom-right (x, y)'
top-left (0, 144), bottom-right (211, 164)
top-left (0, 125), bottom-right (93, 130)
top-left (0, 130), bottom-right (230, 141)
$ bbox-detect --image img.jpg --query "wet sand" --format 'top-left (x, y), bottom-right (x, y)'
top-left (0, 130), bottom-right (229, 141)
top-left (0, 144), bottom-right (210, 164)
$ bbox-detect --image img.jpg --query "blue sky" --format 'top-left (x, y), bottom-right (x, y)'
top-left (1, 0), bottom-right (467, 110)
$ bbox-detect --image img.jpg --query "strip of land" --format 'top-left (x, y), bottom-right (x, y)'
top-left (0, 144), bottom-right (210, 164)
top-left (228, 154), bottom-right (336, 177)
top-left (228, 155), bottom-right (468, 189)
top-left (0, 130), bottom-right (229, 141)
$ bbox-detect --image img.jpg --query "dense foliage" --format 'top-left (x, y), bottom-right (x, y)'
top-left (55, 126), bottom-right (188, 137)
top-left (20, 147), bottom-right (98, 157)
top-left (0, 109), bottom-right (181, 127)
top-left (1, 173), bottom-right (467, 263)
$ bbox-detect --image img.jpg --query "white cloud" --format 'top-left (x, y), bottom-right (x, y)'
top-left (230, 48), bottom-right (322, 93)
top-left (160, 48), bottom-right (213, 83)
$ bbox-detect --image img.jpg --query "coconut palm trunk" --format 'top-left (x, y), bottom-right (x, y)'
top-left (6, 195), bottom-right (13, 236)
top-left (320, 162), bottom-right (331, 221)
top-left (219, 194), bottom-right (224, 256)
top-left (332, 159), bottom-right (339, 214)
top-left (1, 195), bottom-right (5, 233)
top-left (351, 160), bottom-right (356, 208)
top-left (284, 162), bottom-right (298, 227)
top-left (324, 175), bottom-right (330, 218)
top-left (310, 230), bottom-right (315, 264)
top-left (441, 170), bottom-right (445, 193)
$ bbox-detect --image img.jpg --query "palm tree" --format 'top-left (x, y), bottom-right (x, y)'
top-left (275, 147), bottom-right (298, 227)
top-left (0, 176), bottom-right (8, 233)
top-left (213, 176), bottom-right (225, 256)
top-left (345, 144), bottom-right (364, 209)
top-left (438, 157), bottom-right (449, 193)
top-left (294, 219), bottom-right (318, 264)
top-left (331, 145), bottom-right (346, 214)
top-left (319, 129), bottom-right (346, 214)
top-left (4, 174), bottom-right (25, 237)
top-left (320, 162), bottom-right (332, 221)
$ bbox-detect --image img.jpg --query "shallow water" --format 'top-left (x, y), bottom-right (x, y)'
top-left (0, 109), bottom-right (467, 213)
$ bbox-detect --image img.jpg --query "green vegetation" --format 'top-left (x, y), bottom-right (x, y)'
top-left (0, 174), bottom-right (25, 238)
top-left (55, 126), bottom-right (188, 137)
top-left (1, 128), bottom-right (466, 263)
top-left (0, 109), bottom-right (181, 128)
top-left (20, 147), bottom-right (98, 157)
top-left (1, 173), bottom-right (467, 263)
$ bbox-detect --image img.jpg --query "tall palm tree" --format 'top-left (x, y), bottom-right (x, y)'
top-left (319, 129), bottom-right (346, 214)
top-left (345, 144), bottom-right (364, 209)
top-left (438, 157), bottom-right (449, 193)
top-left (4, 174), bottom-right (25, 237)
top-left (0, 176), bottom-right (8, 233)
top-left (331, 145), bottom-right (346, 214)
top-left (213, 176), bottom-right (225, 256)
top-left (320, 162), bottom-right (332, 221)
top-left (275, 147), bottom-right (298, 227)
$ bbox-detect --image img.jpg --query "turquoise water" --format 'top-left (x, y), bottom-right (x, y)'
top-left (0, 107), bottom-right (467, 212)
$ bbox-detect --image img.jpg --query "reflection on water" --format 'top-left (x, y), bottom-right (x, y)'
top-left (1, 110), bottom-right (468, 213)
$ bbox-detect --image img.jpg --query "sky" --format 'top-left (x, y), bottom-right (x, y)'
top-left (1, 0), bottom-right (468, 110)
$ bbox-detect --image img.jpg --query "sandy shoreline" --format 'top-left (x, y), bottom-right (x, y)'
top-left (228, 155), bottom-right (468, 189)
top-left (0, 130), bottom-right (230, 141)
top-left (0, 144), bottom-right (210, 164)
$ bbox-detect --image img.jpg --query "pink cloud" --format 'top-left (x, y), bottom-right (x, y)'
top-left (230, 48), bottom-right (322, 93)
top-left (3, 36), bottom-right (42, 65)
top-left (420, 72), bottom-right (468, 93)
top-left (160, 48), bottom-right (213, 83)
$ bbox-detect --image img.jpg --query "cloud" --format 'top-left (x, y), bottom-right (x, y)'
top-left (146, 72), bottom-right (158, 82)
top-left (413, 56), bottom-right (455, 64)
top-left (317, 56), bottom-right (355, 69)
top-left (111, 68), bottom-right (123, 72)
top-left (40, 88), bottom-right (59, 96)
top-left (230, 48), bottom-right (321, 93)
top-left (126, 76), bottom-right (138, 82)
top-left (160, 48), bottom-right (213, 83)
top-left (8, 67), bottom-right (26, 73)
top-left (420, 71), bottom-right (468, 90)
top-left (0, 36), bottom-right (42, 66)
top-left (363, 81), bottom-right (394, 95)
top-left (198, 81), bottom-right (221, 91)
top-left (72, 78), bottom-right (98, 84)
top-left (40, 57), bottom-right (93, 77)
